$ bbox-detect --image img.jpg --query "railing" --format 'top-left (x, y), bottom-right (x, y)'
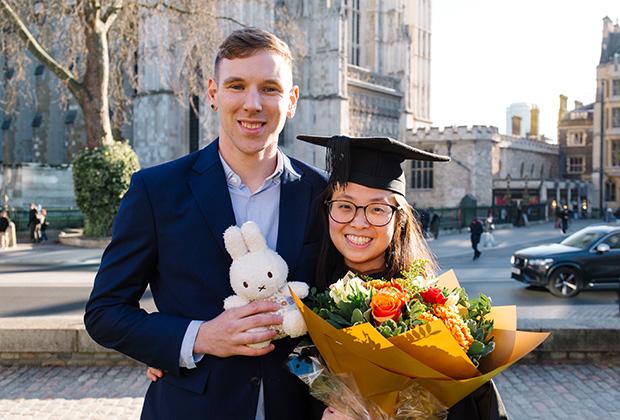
top-left (414, 204), bottom-right (551, 233)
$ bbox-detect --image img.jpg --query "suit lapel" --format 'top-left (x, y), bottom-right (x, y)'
top-left (277, 158), bottom-right (311, 271)
top-left (188, 139), bottom-right (236, 255)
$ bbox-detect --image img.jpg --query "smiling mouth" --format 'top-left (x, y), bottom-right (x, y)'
top-left (239, 120), bottom-right (266, 129)
top-left (346, 234), bottom-right (372, 246)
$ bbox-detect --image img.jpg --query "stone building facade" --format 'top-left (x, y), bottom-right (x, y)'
top-left (0, 0), bottom-right (432, 207)
top-left (593, 16), bottom-right (620, 210)
top-left (557, 95), bottom-right (594, 182)
top-left (405, 125), bottom-right (590, 214)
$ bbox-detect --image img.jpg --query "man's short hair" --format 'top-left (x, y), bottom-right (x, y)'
top-left (214, 28), bottom-right (293, 81)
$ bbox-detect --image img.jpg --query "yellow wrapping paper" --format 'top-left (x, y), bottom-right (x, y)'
top-left (293, 270), bottom-right (549, 414)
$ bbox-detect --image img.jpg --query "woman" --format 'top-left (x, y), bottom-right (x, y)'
top-left (148, 135), bottom-right (506, 420)
top-left (300, 135), bottom-right (505, 420)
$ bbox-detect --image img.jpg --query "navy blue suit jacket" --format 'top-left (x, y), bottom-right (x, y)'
top-left (84, 140), bottom-right (327, 419)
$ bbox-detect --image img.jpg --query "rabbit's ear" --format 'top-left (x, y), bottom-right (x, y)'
top-left (223, 225), bottom-right (248, 259)
top-left (240, 221), bottom-right (267, 252)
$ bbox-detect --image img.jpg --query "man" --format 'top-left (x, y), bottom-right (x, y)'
top-left (0, 210), bottom-right (9, 248)
top-left (84, 28), bottom-right (326, 419)
top-left (560, 204), bottom-right (570, 234)
top-left (470, 217), bottom-right (483, 260)
top-left (27, 203), bottom-right (39, 243)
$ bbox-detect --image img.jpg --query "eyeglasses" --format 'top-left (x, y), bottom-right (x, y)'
top-left (325, 200), bottom-right (402, 227)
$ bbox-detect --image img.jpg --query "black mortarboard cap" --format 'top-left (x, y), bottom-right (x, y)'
top-left (297, 134), bottom-right (450, 196)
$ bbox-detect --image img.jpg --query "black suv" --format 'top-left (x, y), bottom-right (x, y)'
top-left (511, 225), bottom-right (620, 297)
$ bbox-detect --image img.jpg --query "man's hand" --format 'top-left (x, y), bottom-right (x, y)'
top-left (194, 300), bottom-right (283, 357)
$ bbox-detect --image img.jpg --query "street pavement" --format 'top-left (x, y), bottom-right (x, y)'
top-left (0, 361), bottom-right (618, 419)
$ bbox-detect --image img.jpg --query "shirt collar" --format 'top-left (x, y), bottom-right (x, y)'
top-left (219, 149), bottom-right (287, 189)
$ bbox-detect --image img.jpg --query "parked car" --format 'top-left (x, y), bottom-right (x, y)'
top-left (511, 225), bottom-right (620, 297)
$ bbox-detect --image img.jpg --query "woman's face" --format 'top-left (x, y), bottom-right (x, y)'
top-left (328, 182), bottom-right (397, 274)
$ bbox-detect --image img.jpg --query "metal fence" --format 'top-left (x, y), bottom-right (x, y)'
top-left (414, 204), bottom-right (550, 233)
top-left (3, 208), bottom-right (84, 232)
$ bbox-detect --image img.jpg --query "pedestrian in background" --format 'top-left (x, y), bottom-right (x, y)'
top-left (560, 204), bottom-right (570, 234)
top-left (429, 210), bottom-right (440, 240)
top-left (27, 203), bottom-right (40, 243)
top-left (470, 217), bottom-right (483, 260)
top-left (481, 215), bottom-right (496, 248)
top-left (39, 208), bottom-right (49, 242)
top-left (0, 210), bottom-right (9, 249)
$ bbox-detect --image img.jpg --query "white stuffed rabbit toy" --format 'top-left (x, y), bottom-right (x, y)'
top-left (223, 221), bottom-right (309, 348)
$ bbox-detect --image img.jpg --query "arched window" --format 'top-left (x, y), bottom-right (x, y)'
top-left (520, 162), bottom-right (525, 178)
top-left (540, 164), bottom-right (545, 178)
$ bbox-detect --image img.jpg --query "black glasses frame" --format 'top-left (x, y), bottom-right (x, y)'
top-left (325, 199), bottom-right (402, 227)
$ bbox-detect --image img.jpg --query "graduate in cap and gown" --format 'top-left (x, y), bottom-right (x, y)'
top-left (297, 134), bottom-right (507, 420)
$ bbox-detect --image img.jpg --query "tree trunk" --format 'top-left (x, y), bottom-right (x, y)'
top-left (80, 15), bottom-right (114, 148)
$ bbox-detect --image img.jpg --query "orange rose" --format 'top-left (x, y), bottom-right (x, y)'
top-left (370, 290), bottom-right (405, 323)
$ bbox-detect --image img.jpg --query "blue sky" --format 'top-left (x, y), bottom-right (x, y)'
top-left (431, 0), bottom-right (619, 140)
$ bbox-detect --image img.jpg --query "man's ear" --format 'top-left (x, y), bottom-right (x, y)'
top-left (287, 85), bottom-right (300, 119)
top-left (207, 78), bottom-right (218, 108)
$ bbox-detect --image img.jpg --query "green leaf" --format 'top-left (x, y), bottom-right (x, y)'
top-left (467, 340), bottom-right (485, 356)
top-left (351, 308), bottom-right (365, 324)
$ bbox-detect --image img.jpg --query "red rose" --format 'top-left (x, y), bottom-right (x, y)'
top-left (420, 287), bottom-right (448, 305)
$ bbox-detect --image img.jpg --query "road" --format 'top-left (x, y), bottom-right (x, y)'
top-left (0, 219), bottom-right (617, 317)
top-left (429, 219), bottom-right (619, 308)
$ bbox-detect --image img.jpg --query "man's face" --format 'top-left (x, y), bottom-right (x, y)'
top-left (208, 51), bottom-right (298, 157)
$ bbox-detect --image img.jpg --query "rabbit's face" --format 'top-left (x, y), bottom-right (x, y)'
top-left (229, 250), bottom-right (289, 300)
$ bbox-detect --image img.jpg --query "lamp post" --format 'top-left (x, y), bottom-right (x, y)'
top-left (599, 78), bottom-right (605, 219)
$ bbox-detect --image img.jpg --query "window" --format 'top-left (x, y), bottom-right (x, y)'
top-left (612, 141), bottom-right (620, 167)
top-left (411, 156), bottom-right (433, 189)
top-left (567, 131), bottom-right (586, 146)
top-left (566, 156), bottom-right (584, 174)
top-left (612, 107), bottom-right (620, 128)
top-left (613, 79), bottom-right (620, 96)
top-left (348, 0), bottom-right (361, 66)
top-left (605, 180), bottom-right (616, 202)
top-left (602, 233), bottom-right (620, 250)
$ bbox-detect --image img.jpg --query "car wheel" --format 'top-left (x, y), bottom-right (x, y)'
top-left (547, 267), bottom-right (582, 298)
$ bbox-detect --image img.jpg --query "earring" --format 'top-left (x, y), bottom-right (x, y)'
top-left (210, 104), bottom-right (217, 111)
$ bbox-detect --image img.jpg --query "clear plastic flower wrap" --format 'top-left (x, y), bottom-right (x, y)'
top-left (287, 343), bottom-right (448, 420)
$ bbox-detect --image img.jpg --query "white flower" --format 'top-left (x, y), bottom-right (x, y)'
top-left (329, 272), bottom-right (370, 304)
top-left (410, 275), bottom-right (437, 289)
top-left (445, 291), bottom-right (460, 308)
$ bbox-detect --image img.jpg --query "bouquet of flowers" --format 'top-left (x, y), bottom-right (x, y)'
top-left (308, 260), bottom-right (495, 368)
top-left (290, 263), bottom-right (549, 417)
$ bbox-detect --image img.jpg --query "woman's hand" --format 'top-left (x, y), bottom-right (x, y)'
top-left (146, 367), bottom-right (164, 382)
top-left (321, 407), bottom-right (355, 420)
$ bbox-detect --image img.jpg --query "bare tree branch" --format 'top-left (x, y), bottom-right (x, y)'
top-left (0, 0), bottom-right (82, 98)
top-left (102, 0), bottom-right (124, 32)
top-left (136, 1), bottom-right (247, 27)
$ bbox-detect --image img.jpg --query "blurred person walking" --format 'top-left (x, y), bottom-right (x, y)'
top-left (560, 204), bottom-right (570, 234)
top-left (429, 210), bottom-right (441, 240)
top-left (0, 210), bottom-right (9, 249)
top-left (28, 203), bottom-right (39, 242)
top-left (470, 217), bottom-right (483, 260)
top-left (39, 208), bottom-right (49, 242)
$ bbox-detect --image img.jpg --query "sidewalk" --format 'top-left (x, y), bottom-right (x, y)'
top-left (0, 362), bottom-right (618, 419)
